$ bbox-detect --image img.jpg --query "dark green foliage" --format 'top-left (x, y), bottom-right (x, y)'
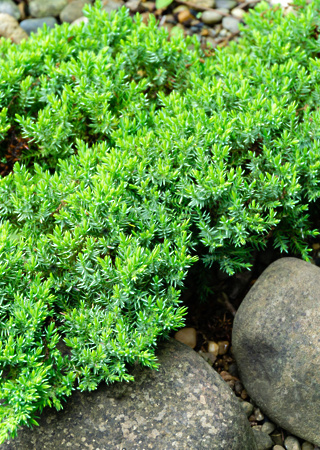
top-left (1, 0), bottom-right (320, 442)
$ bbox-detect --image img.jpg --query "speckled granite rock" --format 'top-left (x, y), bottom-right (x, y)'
top-left (232, 257), bottom-right (320, 446)
top-left (3, 339), bottom-right (257, 449)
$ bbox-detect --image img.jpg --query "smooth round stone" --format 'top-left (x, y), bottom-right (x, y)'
top-left (215, 0), bottom-right (237, 9)
top-left (70, 16), bottom-right (89, 26)
top-left (0, 0), bottom-right (20, 19)
top-left (261, 421), bottom-right (276, 435)
top-left (222, 16), bottom-right (240, 33)
top-left (232, 258), bottom-right (320, 445)
top-left (271, 432), bottom-right (284, 446)
top-left (284, 436), bottom-right (301, 450)
top-left (240, 400), bottom-right (254, 417)
top-left (234, 380), bottom-right (243, 395)
top-left (201, 10), bottom-right (222, 25)
top-left (301, 443), bottom-right (314, 450)
top-left (178, 9), bottom-right (194, 23)
top-left (218, 340), bottom-right (229, 355)
top-left (20, 17), bottom-right (57, 35)
top-left (125, 0), bottom-right (140, 11)
top-left (273, 447), bottom-right (285, 450)
top-left (29, 0), bottom-right (68, 18)
top-left (252, 429), bottom-right (274, 450)
top-left (231, 7), bottom-right (246, 19)
top-left (174, 327), bottom-right (197, 348)
top-left (173, 5), bottom-right (188, 13)
top-left (102, 0), bottom-right (124, 13)
top-left (60, 0), bottom-right (91, 23)
top-left (194, 0), bottom-right (216, 7)
top-left (254, 407), bottom-right (264, 421)
top-left (208, 340), bottom-right (219, 356)
top-left (216, 7), bottom-right (229, 14)
top-left (0, 12), bottom-right (28, 43)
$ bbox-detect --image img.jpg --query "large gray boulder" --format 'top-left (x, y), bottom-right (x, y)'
top-left (232, 257), bottom-right (320, 445)
top-left (3, 339), bottom-right (256, 449)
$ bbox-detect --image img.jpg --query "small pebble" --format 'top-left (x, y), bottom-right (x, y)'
top-left (125, 0), bottom-right (140, 11)
top-left (174, 327), bottom-right (197, 348)
top-left (222, 16), bottom-right (240, 33)
top-left (254, 407), bottom-right (264, 422)
top-left (141, 11), bottom-right (151, 23)
top-left (240, 401), bottom-right (254, 417)
top-left (160, 22), bottom-right (174, 32)
top-left (173, 5), bottom-right (188, 13)
top-left (197, 350), bottom-right (216, 365)
top-left (301, 443), bottom-right (314, 450)
top-left (240, 388), bottom-right (248, 399)
top-left (273, 447), bottom-right (285, 450)
top-left (0, 0), bottom-right (20, 20)
top-left (141, 1), bottom-right (155, 11)
top-left (219, 370), bottom-right (235, 381)
top-left (218, 340), bottom-right (229, 355)
top-left (201, 10), bottom-right (223, 25)
top-left (70, 16), bottom-right (89, 26)
top-left (261, 421), bottom-right (276, 435)
top-left (164, 13), bottom-right (175, 23)
top-left (234, 380), bottom-right (243, 394)
top-left (60, 0), bottom-right (91, 23)
top-left (284, 436), bottom-right (301, 450)
top-left (20, 17), bottom-right (57, 34)
top-left (208, 340), bottom-right (219, 356)
top-left (231, 7), bottom-right (245, 19)
top-left (252, 429), bottom-right (274, 450)
top-left (195, 0), bottom-right (216, 7)
top-left (226, 379), bottom-right (235, 389)
top-left (102, 0), bottom-right (124, 13)
top-left (178, 9), bottom-right (194, 23)
top-left (215, 0), bottom-right (237, 9)
top-left (228, 362), bottom-right (239, 377)
top-left (271, 432), bottom-right (284, 446)
top-left (219, 28), bottom-right (229, 36)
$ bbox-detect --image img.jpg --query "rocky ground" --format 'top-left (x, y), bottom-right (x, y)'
top-left (1, 0), bottom-right (319, 449)
top-left (0, 0), bottom-right (292, 45)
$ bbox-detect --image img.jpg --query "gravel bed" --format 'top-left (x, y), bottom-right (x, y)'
top-left (0, 0), bottom-right (295, 46)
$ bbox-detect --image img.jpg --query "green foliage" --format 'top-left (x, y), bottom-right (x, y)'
top-left (1, 0), bottom-right (320, 442)
top-left (156, 0), bottom-right (174, 10)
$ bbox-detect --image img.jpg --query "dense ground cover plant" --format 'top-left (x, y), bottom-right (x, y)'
top-left (1, 0), bottom-right (320, 442)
